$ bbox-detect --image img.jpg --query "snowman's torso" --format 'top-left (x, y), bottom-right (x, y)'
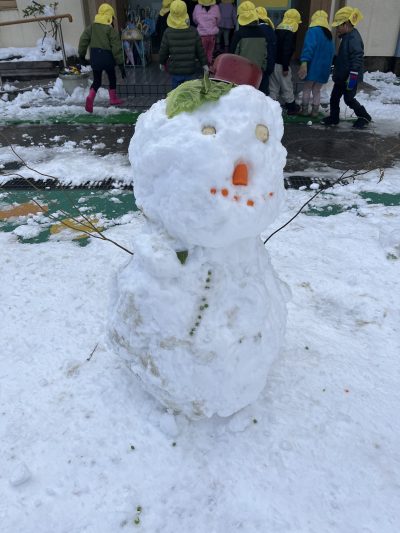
top-left (109, 83), bottom-right (288, 419)
top-left (110, 224), bottom-right (286, 418)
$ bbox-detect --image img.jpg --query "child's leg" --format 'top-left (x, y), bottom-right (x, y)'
top-left (329, 82), bottom-right (344, 122)
top-left (302, 80), bottom-right (313, 105)
top-left (268, 64), bottom-right (281, 101)
top-left (223, 29), bottom-right (230, 49)
top-left (201, 35), bottom-right (216, 65)
top-left (343, 87), bottom-right (371, 121)
top-left (91, 70), bottom-right (103, 91)
top-left (311, 82), bottom-right (323, 107)
top-left (105, 67), bottom-right (117, 90)
top-left (281, 66), bottom-right (295, 105)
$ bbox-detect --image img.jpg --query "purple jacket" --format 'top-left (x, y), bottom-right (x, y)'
top-left (193, 5), bottom-right (221, 36)
top-left (219, 3), bottom-right (236, 30)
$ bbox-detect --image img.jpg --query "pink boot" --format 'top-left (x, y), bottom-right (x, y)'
top-left (85, 88), bottom-right (96, 113)
top-left (108, 89), bottom-right (124, 106)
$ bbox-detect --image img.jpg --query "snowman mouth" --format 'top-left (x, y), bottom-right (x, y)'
top-left (209, 187), bottom-right (274, 207)
top-left (209, 162), bottom-right (275, 207)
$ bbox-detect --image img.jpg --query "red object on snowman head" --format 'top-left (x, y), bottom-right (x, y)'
top-left (210, 54), bottom-right (263, 89)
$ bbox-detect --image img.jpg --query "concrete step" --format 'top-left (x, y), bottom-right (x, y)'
top-left (0, 60), bottom-right (62, 80)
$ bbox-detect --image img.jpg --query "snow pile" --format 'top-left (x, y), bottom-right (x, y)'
top-left (0, 41), bottom-right (76, 62)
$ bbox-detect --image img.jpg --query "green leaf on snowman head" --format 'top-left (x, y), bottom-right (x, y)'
top-left (166, 74), bottom-right (234, 119)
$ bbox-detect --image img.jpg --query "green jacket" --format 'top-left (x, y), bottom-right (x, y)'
top-left (159, 27), bottom-right (207, 75)
top-left (78, 23), bottom-right (124, 66)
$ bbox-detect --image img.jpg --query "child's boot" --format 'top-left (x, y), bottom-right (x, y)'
top-left (321, 115), bottom-right (339, 126)
top-left (286, 101), bottom-right (300, 115)
top-left (85, 88), bottom-right (96, 113)
top-left (300, 104), bottom-right (310, 116)
top-left (311, 104), bottom-right (320, 117)
top-left (109, 89), bottom-right (124, 106)
top-left (353, 107), bottom-right (371, 129)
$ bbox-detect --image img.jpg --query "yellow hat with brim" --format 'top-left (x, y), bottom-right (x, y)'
top-left (160, 0), bottom-right (172, 16)
top-left (199, 0), bottom-right (216, 5)
top-left (332, 6), bottom-right (363, 27)
top-left (256, 7), bottom-right (274, 29)
top-left (238, 1), bottom-right (258, 26)
top-left (167, 0), bottom-right (189, 29)
top-left (94, 3), bottom-right (115, 25)
top-left (277, 8), bottom-right (302, 32)
top-left (309, 10), bottom-right (330, 31)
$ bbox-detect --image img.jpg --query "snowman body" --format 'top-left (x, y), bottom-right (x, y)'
top-left (109, 85), bottom-right (288, 419)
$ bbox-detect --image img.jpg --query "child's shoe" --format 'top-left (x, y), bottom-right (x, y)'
top-left (300, 104), bottom-right (310, 116)
top-left (286, 101), bottom-right (300, 115)
top-left (353, 108), bottom-right (371, 129)
top-left (321, 116), bottom-right (339, 126)
top-left (310, 105), bottom-right (320, 117)
top-left (109, 89), bottom-right (124, 106)
top-left (85, 88), bottom-right (96, 113)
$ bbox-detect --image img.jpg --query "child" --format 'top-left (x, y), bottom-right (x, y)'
top-left (298, 10), bottom-right (335, 117)
top-left (193, 0), bottom-right (221, 65)
top-left (159, 0), bottom-right (208, 89)
top-left (78, 3), bottom-right (125, 113)
top-left (155, 0), bottom-right (172, 51)
top-left (268, 8), bottom-right (302, 114)
top-left (256, 7), bottom-right (276, 96)
top-left (217, 0), bottom-right (236, 53)
top-left (230, 1), bottom-right (268, 73)
top-left (322, 6), bottom-right (371, 129)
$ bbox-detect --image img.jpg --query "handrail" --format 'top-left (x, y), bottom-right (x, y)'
top-left (0, 14), bottom-right (73, 27)
top-left (0, 14), bottom-right (73, 68)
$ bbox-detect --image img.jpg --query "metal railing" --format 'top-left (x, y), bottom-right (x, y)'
top-left (0, 14), bottom-right (73, 68)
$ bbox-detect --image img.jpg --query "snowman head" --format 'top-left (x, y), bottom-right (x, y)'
top-left (129, 83), bottom-right (287, 248)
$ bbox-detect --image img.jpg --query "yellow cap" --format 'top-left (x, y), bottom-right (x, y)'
top-left (237, 1), bottom-right (258, 26)
top-left (167, 0), bottom-right (189, 29)
top-left (94, 3), bottom-right (115, 25)
top-left (159, 0), bottom-right (172, 17)
top-left (332, 6), bottom-right (363, 27)
top-left (277, 8), bottom-right (302, 32)
top-left (256, 7), bottom-right (274, 29)
top-left (199, 0), bottom-right (216, 5)
top-left (309, 10), bottom-right (330, 31)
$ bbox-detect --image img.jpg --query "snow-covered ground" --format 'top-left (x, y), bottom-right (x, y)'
top-left (0, 73), bottom-right (399, 532)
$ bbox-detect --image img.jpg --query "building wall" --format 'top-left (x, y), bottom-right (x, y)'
top-left (0, 0), bottom-right (85, 50)
top-left (349, 0), bottom-right (399, 57)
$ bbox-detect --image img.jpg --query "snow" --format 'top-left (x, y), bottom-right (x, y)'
top-left (0, 72), bottom-right (400, 531)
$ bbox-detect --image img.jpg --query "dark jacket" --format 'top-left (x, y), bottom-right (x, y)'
top-left (159, 27), bottom-right (207, 75)
top-left (333, 28), bottom-right (364, 83)
top-left (155, 13), bottom-right (168, 51)
top-left (259, 23), bottom-right (276, 75)
top-left (275, 28), bottom-right (296, 71)
top-left (230, 23), bottom-right (268, 70)
top-left (78, 23), bottom-right (124, 70)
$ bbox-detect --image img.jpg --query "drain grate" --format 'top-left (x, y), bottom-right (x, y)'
top-left (0, 178), bottom-right (131, 190)
top-left (2, 175), bottom-right (349, 191)
top-left (284, 175), bottom-right (347, 190)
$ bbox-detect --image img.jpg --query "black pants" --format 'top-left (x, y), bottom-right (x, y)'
top-left (330, 81), bottom-right (365, 121)
top-left (91, 68), bottom-right (116, 91)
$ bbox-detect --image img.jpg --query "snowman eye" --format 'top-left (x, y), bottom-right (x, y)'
top-left (202, 126), bottom-right (216, 135)
top-left (255, 124), bottom-right (269, 143)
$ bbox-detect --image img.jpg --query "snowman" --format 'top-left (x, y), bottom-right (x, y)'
top-left (109, 55), bottom-right (288, 419)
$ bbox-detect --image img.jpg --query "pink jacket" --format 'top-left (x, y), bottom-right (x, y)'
top-left (193, 5), bottom-right (221, 36)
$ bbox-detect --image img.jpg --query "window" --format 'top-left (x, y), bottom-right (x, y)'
top-left (0, 1), bottom-right (18, 11)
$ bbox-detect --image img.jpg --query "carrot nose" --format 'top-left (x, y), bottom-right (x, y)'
top-left (232, 163), bottom-right (248, 186)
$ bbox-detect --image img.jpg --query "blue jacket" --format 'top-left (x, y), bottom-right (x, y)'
top-left (300, 26), bottom-right (334, 84)
top-left (333, 28), bottom-right (364, 83)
